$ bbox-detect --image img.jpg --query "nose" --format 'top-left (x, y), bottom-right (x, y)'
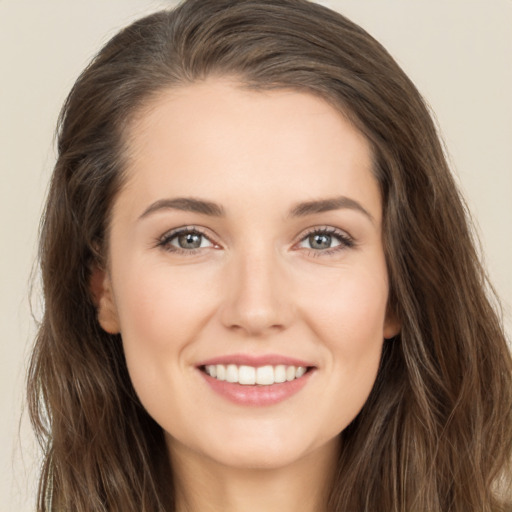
top-left (219, 247), bottom-right (294, 337)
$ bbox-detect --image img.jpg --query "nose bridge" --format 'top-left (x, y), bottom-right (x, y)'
top-left (220, 241), bottom-right (291, 336)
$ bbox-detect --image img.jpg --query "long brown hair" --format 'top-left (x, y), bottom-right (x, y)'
top-left (28, 0), bottom-right (512, 510)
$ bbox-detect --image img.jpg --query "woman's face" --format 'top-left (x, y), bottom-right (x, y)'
top-left (95, 79), bottom-right (399, 470)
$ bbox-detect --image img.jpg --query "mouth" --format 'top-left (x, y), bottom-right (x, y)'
top-left (196, 356), bottom-right (317, 406)
top-left (199, 363), bottom-right (314, 386)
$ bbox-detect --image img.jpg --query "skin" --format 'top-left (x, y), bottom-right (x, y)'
top-left (94, 79), bottom-right (399, 512)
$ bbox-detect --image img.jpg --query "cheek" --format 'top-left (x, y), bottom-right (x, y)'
top-left (111, 263), bottom-right (218, 403)
top-left (323, 272), bottom-right (388, 376)
top-left (302, 261), bottom-right (389, 346)
top-left (115, 262), bottom-right (214, 349)
top-left (298, 264), bottom-right (388, 426)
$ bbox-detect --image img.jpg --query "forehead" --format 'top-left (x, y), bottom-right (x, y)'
top-left (118, 79), bottom-right (380, 221)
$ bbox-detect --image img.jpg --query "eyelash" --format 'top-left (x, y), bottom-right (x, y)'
top-left (156, 225), bottom-right (355, 257)
top-left (298, 226), bottom-right (355, 257)
top-left (156, 226), bottom-right (214, 255)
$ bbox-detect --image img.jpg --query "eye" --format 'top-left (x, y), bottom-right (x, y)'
top-left (302, 232), bottom-right (340, 250)
top-left (157, 227), bottom-right (216, 253)
top-left (296, 227), bottom-right (354, 255)
top-left (172, 231), bottom-right (210, 250)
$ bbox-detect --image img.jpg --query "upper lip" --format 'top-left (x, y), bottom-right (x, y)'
top-left (196, 353), bottom-right (316, 368)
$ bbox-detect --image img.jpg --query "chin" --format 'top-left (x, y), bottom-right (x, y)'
top-left (217, 444), bottom-right (306, 470)
top-left (189, 426), bottom-right (337, 471)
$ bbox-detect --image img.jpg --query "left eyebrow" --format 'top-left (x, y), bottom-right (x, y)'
top-left (288, 196), bottom-right (375, 224)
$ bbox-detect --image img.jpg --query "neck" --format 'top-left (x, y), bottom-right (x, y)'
top-left (168, 437), bottom-right (339, 512)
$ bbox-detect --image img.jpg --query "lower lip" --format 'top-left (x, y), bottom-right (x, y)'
top-left (199, 369), bottom-right (314, 406)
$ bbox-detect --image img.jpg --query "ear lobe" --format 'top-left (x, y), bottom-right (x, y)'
top-left (383, 309), bottom-right (401, 340)
top-left (90, 266), bottom-right (120, 334)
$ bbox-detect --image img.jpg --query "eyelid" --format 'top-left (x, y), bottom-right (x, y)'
top-left (156, 225), bottom-right (220, 252)
top-left (155, 224), bottom-right (355, 256)
top-left (293, 225), bottom-right (355, 254)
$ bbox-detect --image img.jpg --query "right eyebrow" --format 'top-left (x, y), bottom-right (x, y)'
top-left (138, 197), bottom-right (226, 220)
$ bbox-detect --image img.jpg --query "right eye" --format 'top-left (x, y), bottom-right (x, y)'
top-left (158, 227), bottom-right (215, 254)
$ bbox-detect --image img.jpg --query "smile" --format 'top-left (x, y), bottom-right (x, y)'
top-left (202, 364), bottom-right (308, 386)
top-left (197, 355), bottom-right (316, 406)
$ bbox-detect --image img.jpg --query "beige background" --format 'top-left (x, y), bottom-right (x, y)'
top-left (1, 1), bottom-right (511, 510)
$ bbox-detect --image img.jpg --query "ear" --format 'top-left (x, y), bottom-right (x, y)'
top-left (383, 307), bottom-right (401, 340)
top-left (90, 266), bottom-right (120, 334)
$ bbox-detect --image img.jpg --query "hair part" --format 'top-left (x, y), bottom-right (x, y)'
top-left (28, 0), bottom-right (512, 510)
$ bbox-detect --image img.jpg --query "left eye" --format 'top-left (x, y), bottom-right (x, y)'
top-left (297, 229), bottom-right (353, 251)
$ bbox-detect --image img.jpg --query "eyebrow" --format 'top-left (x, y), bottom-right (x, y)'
top-left (139, 195), bottom-right (374, 223)
top-left (139, 197), bottom-right (226, 219)
top-left (288, 196), bottom-right (375, 223)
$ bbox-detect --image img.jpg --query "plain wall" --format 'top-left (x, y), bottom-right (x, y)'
top-left (1, 1), bottom-right (510, 510)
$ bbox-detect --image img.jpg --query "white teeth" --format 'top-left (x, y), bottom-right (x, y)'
top-left (226, 364), bottom-right (238, 383)
top-left (216, 364), bottom-right (226, 381)
top-left (256, 365), bottom-right (274, 385)
top-left (274, 365), bottom-right (287, 383)
top-left (295, 366), bottom-right (306, 378)
top-left (238, 365), bottom-right (256, 385)
top-left (204, 364), bottom-right (308, 386)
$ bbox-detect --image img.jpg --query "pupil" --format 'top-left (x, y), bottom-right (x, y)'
top-left (310, 234), bottom-right (331, 249)
top-left (179, 233), bottom-right (201, 249)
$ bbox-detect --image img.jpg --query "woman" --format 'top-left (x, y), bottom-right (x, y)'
top-left (27, 0), bottom-right (512, 510)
